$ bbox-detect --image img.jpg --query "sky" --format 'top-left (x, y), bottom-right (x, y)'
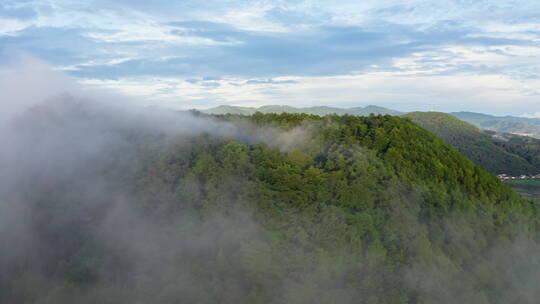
top-left (1, 0), bottom-right (540, 115)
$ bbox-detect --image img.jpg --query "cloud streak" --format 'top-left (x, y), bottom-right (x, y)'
top-left (1, 0), bottom-right (539, 114)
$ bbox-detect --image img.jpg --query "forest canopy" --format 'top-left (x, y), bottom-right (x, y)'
top-left (1, 99), bottom-right (539, 304)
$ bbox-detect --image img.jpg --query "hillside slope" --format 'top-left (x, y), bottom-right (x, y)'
top-left (1, 101), bottom-right (539, 304)
top-left (405, 111), bottom-right (539, 175)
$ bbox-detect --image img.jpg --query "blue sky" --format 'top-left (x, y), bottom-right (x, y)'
top-left (1, 0), bottom-right (540, 115)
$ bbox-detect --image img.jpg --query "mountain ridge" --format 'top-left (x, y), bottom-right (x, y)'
top-left (452, 111), bottom-right (540, 138)
top-left (199, 104), bottom-right (403, 116)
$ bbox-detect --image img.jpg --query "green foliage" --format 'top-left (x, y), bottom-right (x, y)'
top-left (3, 112), bottom-right (540, 304)
top-left (405, 111), bottom-right (540, 175)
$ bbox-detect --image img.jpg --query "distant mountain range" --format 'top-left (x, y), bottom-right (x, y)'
top-left (199, 105), bottom-right (403, 116)
top-left (452, 112), bottom-right (540, 138)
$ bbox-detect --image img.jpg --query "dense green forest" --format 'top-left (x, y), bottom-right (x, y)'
top-left (1, 100), bottom-right (539, 303)
top-left (405, 112), bottom-right (540, 175)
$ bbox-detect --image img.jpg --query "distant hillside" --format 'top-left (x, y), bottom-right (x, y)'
top-left (200, 104), bottom-right (403, 116)
top-left (452, 111), bottom-right (540, 138)
top-left (198, 105), bottom-right (255, 115)
top-left (490, 131), bottom-right (540, 173)
top-left (405, 112), bottom-right (540, 175)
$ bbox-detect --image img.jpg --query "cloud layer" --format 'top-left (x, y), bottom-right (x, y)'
top-left (1, 0), bottom-right (539, 114)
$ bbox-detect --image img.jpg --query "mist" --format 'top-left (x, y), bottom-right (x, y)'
top-left (0, 55), bottom-right (321, 303)
top-left (1, 55), bottom-right (540, 304)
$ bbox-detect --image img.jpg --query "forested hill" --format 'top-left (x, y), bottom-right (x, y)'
top-left (405, 111), bottom-right (540, 175)
top-left (2, 100), bottom-right (540, 303)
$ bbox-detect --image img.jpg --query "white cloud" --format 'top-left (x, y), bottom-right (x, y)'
top-left (3, 0), bottom-right (540, 114)
top-left (521, 112), bottom-right (540, 118)
top-left (0, 19), bottom-right (30, 35)
top-left (73, 70), bottom-right (540, 115)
